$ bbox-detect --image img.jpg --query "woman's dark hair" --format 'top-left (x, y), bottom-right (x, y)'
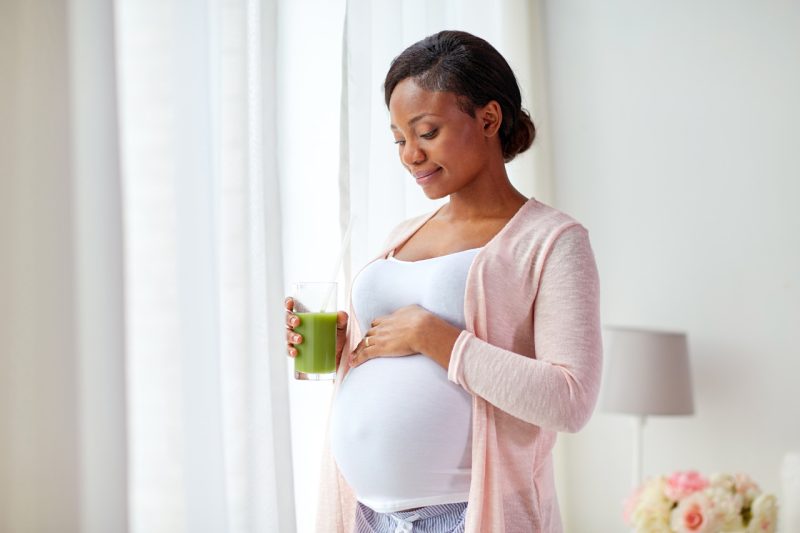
top-left (383, 30), bottom-right (535, 163)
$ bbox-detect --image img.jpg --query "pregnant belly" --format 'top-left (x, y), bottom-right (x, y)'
top-left (330, 355), bottom-right (473, 511)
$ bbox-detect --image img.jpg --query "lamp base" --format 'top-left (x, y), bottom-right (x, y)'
top-left (632, 415), bottom-right (646, 488)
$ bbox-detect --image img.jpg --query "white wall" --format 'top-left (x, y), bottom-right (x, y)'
top-left (542, 0), bottom-right (800, 530)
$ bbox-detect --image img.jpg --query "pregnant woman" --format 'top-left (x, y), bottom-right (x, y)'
top-left (285, 30), bottom-right (602, 533)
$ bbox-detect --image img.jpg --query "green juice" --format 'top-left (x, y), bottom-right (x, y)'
top-left (294, 312), bottom-right (338, 377)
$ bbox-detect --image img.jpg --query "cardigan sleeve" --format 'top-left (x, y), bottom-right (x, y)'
top-left (447, 225), bottom-right (602, 432)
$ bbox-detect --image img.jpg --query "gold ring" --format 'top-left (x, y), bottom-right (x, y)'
top-left (365, 336), bottom-right (371, 347)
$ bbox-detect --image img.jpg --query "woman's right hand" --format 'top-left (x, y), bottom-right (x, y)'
top-left (284, 297), bottom-right (349, 365)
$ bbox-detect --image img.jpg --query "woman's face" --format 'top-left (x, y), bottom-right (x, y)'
top-left (388, 78), bottom-right (498, 200)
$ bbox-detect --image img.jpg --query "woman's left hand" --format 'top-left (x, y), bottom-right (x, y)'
top-left (349, 304), bottom-right (461, 370)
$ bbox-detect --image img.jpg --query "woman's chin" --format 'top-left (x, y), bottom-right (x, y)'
top-left (420, 186), bottom-right (450, 200)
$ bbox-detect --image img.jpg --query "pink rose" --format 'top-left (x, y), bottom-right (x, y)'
top-left (681, 504), bottom-right (704, 530)
top-left (665, 470), bottom-right (709, 501)
top-left (670, 492), bottom-right (720, 533)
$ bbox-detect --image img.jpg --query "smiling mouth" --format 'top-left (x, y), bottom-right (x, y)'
top-left (414, 167), bottom-right (441, 183)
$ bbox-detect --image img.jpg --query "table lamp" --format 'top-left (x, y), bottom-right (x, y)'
top-left (601, 327), bottom-right (694, 488)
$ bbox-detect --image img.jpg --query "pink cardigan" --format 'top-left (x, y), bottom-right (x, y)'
top-left (316, 198), bottom-right (602, 532)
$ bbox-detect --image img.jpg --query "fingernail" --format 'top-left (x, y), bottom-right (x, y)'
top-left (291, 317), bottom-right (298, 326)
top-left (293, 334), bottom-right (301, 343)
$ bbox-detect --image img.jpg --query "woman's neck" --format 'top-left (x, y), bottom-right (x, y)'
top-left (442, 173), bottom-right (528, 222)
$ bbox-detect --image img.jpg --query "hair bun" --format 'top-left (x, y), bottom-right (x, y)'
top-left (503, 109), bottom-right (536, 162)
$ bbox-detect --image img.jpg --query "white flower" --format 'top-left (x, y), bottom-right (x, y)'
top-left (710, 473), bottom-right (736, 492)
top-left (706, 486), bottom-right (744, 531)
top-left (747, 493), bottom-right (778, 533)
top-left (733, 473), bottom-right (761, 507)
top-left (632, 477), bottom-right (673, 532)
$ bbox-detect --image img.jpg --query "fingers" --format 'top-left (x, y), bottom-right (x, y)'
top-left (285, 297), bottom-right (299, 329)
top-left (349, 325), bottom-right (377, 367)
top-left (337, 311), bottom-right (349, 330)
top-left (285, 297), bottom-right (300, 358)
top-left (286, 329), bottom-right (302, 358)
top-left (286, 329), bottom-right (303, 345)
top-left (349, 337), bottom-right (377, 367)
top-left (349, 346), bottom-right (365, 367)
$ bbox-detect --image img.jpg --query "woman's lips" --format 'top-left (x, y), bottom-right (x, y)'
top-left (414, 167), bottom-right (441, 185)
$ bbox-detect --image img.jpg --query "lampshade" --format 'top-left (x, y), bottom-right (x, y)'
top-left (601, 327), bottom-right (694, 416)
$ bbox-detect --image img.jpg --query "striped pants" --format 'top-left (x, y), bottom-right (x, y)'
top-left (354, 501), bottom-right (467, 533)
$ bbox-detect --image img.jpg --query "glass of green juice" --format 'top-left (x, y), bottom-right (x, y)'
top-left (292, 282), bottom-right (338, 380)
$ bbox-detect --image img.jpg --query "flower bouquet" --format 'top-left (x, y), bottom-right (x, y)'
top-left (624, 471), bottom-right (778, 532)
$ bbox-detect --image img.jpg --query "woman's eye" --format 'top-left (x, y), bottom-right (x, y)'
top-left (394, 139), bottom-right (406, 146)
top-left (420, 129), bottom-right (438, 139)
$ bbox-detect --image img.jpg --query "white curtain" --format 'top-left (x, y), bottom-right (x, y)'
top-left (1, 0), bottom-right (295, 532)
top-left (275, 2), bottom-right (347, 532)
top-left (115, 0), bottom-right (294, 532)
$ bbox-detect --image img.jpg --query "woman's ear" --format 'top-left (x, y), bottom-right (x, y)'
top-left (479, 101), bottom-right (503, 137)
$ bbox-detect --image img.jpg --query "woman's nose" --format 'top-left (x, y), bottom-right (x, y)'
top-left (401, 140), bottom-right (425, 167)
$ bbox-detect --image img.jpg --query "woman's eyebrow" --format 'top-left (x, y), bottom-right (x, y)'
top-left (390, 113), bottom-right (441, 130)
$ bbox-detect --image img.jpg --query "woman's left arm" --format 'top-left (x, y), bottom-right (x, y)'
top-left (443, 226), bottom-right (602, 433)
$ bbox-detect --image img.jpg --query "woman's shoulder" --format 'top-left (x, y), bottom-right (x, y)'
top-left (503, 198), bottom-right (587, 241)
top-left (484, 200), bottom-right (595, 282)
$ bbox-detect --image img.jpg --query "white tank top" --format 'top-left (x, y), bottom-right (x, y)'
top-left (330, 247), bottom-right (479, 513)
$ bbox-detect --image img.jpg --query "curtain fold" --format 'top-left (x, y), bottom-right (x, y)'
top-left (260, 0), bottom-right (298, 530)
top-left (116, 0), bottom-right (295, 531)
top-left (2, 0), bottom-right (295, 532)
top-left (70, 0), bottom-right (130, 531)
